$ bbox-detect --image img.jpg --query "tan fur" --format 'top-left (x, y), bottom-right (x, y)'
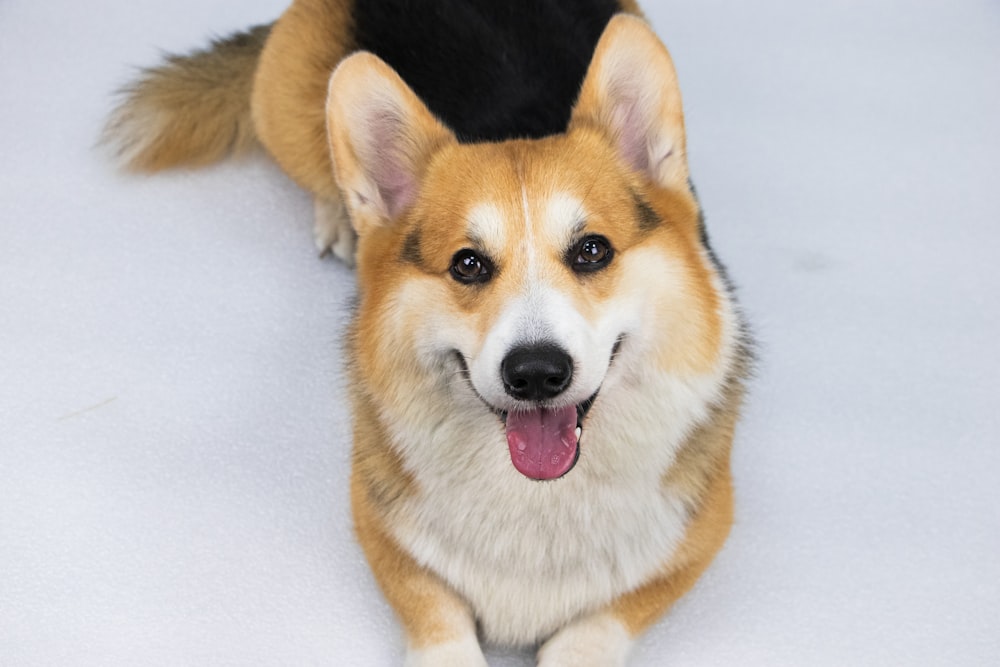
top-left (103, 0), bottom-right (354, 195)
top-left (104, 25), bottom-right (270, 172)
top-left (359, 131), bottom-right (720, 367)
top-left (352, 459), bottom-right (476, 650)
top-left (350, 337), bottom-right (481, 653)
top-left (252, 0), bottom-right (354, 199)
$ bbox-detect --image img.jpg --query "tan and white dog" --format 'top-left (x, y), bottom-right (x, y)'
top-left (107, 1), bottom-right (750, 664)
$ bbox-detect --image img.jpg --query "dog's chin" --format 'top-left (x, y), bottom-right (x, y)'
top-left (451, 336), bottom-right (623, 481)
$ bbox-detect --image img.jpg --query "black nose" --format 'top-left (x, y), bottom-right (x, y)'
top-left (501, 344), bottom-right (573, 401)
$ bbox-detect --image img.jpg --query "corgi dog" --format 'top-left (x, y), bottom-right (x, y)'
top-left (106, 0), bottom-right (751, 664)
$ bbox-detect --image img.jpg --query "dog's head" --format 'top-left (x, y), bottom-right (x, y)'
top-left (328, 16), bottom-right (729, 481)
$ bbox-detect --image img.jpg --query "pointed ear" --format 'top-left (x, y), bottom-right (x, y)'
top-left (570, 15), bottom-right (689, 192)
top-left (326, 52), bottom-right (455, 235)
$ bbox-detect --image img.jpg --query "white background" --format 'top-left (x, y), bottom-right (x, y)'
top-left (2, 0), bottom-right (998, 664)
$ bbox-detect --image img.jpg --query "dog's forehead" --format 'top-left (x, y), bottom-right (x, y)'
top-left (464, 191), bottom-right (586, 252)
top-left (539, 192), bottom-right (587, 243)
top-left (465, 201), bottom-right (509, 250)
top-left (417, 134), bottom-right (639, 263)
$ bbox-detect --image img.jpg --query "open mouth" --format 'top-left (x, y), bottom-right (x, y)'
top-left (453, 336), bottom-right (622, 482)
top-left (502, 393), bottom-right (597, 481)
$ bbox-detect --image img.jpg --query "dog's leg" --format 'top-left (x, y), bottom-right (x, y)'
top-left (352, 473), bottom-right (486, 666)
top-left (404, 634), bottom-right (488, 667)
top-left (359, 523), bottom-right (485, 667)
top-left (313, 195), bottom-right (356, 264)
top-left (536, 612), bottom-right (633, 667)
top-left (538, 464), bottom-right (734, 666)
top-left (537, 558), bottom-right (720, 666)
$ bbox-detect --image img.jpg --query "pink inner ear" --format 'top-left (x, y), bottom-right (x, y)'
top-left (372, 150), bottom-right (417, 220)
top-left (609, 92), bottom-right (675, 179)
top-left (366, 110), bottom-right (419, 220)
top-left (611, 95), bottom-right (650, 174)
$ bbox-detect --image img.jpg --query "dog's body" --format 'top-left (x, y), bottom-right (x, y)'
top-left (107, 1), bottom-right (751, 664)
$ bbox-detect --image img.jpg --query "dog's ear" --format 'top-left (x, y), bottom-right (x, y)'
top-left (570, 15), bottom-right (689, 192)
top-left (326, 52), bottom-right (455, 235)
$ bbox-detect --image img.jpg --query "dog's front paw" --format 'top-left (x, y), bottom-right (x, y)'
top-left (537, 613), bottom-right (632, 667)
top-left (313, 196), bottom-right (356, 265)
top-left (405, 635), bottom-right (488, 667)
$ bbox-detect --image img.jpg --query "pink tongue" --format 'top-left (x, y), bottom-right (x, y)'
top-left (505, 405), bottom-right (579, 480)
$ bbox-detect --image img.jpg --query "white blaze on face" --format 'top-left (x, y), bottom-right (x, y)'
top-left (465, 191), bottom-right (623, 414)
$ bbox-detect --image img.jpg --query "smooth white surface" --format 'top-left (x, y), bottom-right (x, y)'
top-left (2, 0), bottom-right (998, 664)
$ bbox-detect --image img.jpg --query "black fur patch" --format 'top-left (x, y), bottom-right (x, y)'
top-left (633, 192), bottom-right (661, 232)
top-left (687, 179), bottom-right (735, 293)
top-left (400, 227), bottom-right (423, 265)
top-left (352, 0), bottom-right (626, 142)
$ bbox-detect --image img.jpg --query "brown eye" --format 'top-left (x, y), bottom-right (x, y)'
top-left (450, 249), bottom-right (493, 284)
top-left (571, 235), bottom-right (613, 273)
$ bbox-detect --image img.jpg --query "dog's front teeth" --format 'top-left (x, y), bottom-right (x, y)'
top-left (575, 426), bottom-right (582, 440)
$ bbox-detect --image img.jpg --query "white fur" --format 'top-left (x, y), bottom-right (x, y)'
top-left (467, 192), bottom-right (633, 416)
top-left (538, 613), bottom-right (633, 667)
top-left (385, 360), bottom-right (723, 644)
top-left (521, 183), bottom-right (539, 270)
top-left (313, 196), bottom-right (356, 264)
top-left (405, 635), bottom-right (487, 667)
top-left (469, 285), bottom-right (616, 414)
top-left (466, 202), bottom-right (509, 253)
top-left (102, 104), bottom-right (168, 169)
top-left (541, 192), bottom-right (587, 247)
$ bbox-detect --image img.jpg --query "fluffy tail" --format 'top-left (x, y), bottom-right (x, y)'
top-left (103, 24), bottom-right (272, 172)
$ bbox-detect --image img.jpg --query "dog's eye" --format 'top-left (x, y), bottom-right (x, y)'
top-left (450, 249), bottom-right (492, 284)
top-left (571, 235), bottom-right (613, 273)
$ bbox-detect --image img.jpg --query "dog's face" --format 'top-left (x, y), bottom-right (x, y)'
top-left (328, 16), bottom-right (726, 480)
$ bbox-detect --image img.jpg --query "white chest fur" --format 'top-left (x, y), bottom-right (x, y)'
top-left (380, 366), bottom-right (719, 646)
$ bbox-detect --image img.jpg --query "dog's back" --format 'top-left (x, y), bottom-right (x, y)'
top-left (352, 0), bottom-right (624, 141)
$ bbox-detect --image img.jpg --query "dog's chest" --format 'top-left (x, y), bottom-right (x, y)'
top-left (388, 417), bottom-right (691, 645)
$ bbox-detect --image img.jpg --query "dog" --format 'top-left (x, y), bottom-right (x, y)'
top-left (105, 1), bottom-right (751, 664)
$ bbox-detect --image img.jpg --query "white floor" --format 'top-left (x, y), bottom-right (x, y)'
top-left (2, 0), bottom-right (998, 664)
